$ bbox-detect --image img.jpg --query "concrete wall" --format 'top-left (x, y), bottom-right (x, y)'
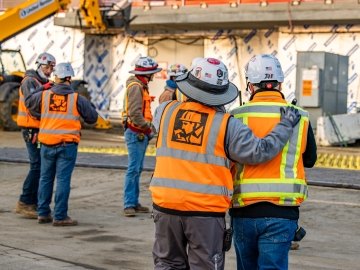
top-left (2, 16), bottom-right (360, 117)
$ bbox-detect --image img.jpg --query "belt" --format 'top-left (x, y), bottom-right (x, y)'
top-left (41, 142), bottom-right (78, 147)
top-left (127, 123), bottom-right (150, 134)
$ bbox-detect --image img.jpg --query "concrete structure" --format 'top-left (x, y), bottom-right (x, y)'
top-left (2, 0), bottom-right (360, 124)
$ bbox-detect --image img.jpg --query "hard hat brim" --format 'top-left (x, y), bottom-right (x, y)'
top-left (176, 74), bottom-right (239, 107)
top-left (129, 68), bottom-right (162, 75)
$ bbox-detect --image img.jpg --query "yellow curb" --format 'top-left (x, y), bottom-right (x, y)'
top-left (78, 146), bottom-right (156, 156)
top-left (316, 153), bottom-right (360, 171)
top-left (78, 147), bottom-right (360, 171)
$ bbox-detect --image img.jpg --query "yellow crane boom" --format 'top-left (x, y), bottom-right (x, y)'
top-left (0, 0), bottom-right (106, 44)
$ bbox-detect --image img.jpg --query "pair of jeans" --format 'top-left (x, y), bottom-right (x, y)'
top-left (19, 130), bottom-right (40, 205)
top-left (233, 217), bottom-right (297, 270)
top-left (37, 144), bottom-right (77, 220)
top-left (124, 128), bottom-right (149, 209)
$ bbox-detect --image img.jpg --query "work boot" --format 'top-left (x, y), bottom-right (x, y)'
top-left (38, 215), bottom-right (53, 224)
top-left (134, 204), bottom-right (150, 213)
top-left (15, 201), bottom-right (37, 219)
top-left (53, 216), bottom-right (78, 227)
top-left (123, 207), bottom-right (136, 217)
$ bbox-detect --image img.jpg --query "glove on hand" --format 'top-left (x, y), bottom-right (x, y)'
top-left (147, 130), bottom-right (155, 141)
top-left (280, 106), bottom-right (301, 127)
top-left (43, 81), bottom-right (53, 90)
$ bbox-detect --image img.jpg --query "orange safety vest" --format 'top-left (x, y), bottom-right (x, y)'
top-left (122, 81), bottom-right (152, 131)
top-left (17, 77), bottom-right (42, 128)
top-left (231, 91), bottom-right (309, 207)
top-left (150, 101), bottom-right (233, 213)
top-left (175, 88), bottom-right (187, 102)
top-left (38, 90), bottom-right (81, 145)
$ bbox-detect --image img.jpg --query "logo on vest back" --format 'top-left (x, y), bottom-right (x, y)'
top-left (49, 94), bottom-right (67, 112)
top-left (172, 109), bottom-right (207, 145)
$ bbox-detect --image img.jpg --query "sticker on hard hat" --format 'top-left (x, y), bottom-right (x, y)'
top-left (207, 58), bottom-right (221, 65)
top-left (194, 67), bottom-right (202, 79)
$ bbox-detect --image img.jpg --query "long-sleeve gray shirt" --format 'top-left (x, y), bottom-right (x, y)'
top-left (124, 76), bottom-right (151, 130)
top-left (153, 101), bottom-right (294, 165)
top-left (26, 83), bottom-right (98, 125)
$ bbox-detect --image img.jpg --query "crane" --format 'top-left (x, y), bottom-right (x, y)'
top-left (0, 0), bottom-right (114, 130)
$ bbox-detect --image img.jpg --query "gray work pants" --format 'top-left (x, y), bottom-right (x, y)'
top-left (152, 209), bottom-right (226, 270)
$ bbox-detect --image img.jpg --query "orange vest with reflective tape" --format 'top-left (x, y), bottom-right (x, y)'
top-left (38, 90), bottom-right (81, 145)
top-left (17, 77), bottom-right (42, 128)
top-left (122, 81), bottom-right (152, 130)
top-left (231, 91), bottom-right (309, 207)
top-left (150, 101), bottom-right (233, 213)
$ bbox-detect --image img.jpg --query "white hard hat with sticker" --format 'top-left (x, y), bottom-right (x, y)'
top-left (245, 54), bottom-right (284, 84)
top-left (176, 57), bottom-right (238, 106)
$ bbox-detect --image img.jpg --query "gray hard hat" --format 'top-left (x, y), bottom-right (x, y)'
top-left (53, 62), bottom-right (75, 79)
top-left (35, 52), bottom-right (56, 66)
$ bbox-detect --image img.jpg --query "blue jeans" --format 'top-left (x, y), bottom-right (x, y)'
top-left (233, 217), bottom-right (297, 270)
top-left (37, 144), bottom-right (77, 220)
top-left (124, 128), bottom-right (149, 209)
top-left (19, 130), bottom-right (41, 205)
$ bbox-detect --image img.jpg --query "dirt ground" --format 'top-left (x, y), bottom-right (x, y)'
top-left (0, 162), bottom-right (359, 270)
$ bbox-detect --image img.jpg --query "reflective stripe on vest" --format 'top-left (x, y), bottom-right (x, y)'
top-left (38, 90), bottom-right (81, 145)
top-left (150, 101), bottom-right (233, 213)
top-left (122, 81), bottom-right (152, 129)
top-left (17, 77), bottom-right (42, 128)
top-left (175, 88), bottom-right (186, 102)
top-left (232, 102), bottom-right (309, 207)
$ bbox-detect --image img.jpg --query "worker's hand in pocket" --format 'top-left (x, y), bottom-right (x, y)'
top-left (280, 106), bottom-right (301, 127)
top-left (147, 130), bottom-right (155, 141)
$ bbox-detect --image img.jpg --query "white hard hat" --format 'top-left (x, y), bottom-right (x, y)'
top-left (175, 57), bottom-right (238, 106)
top-left (190, 57), bottom-right (203, 70)
top-left (168, 63), bottom-right (188, 77)
top-left (129, 56), bottom-right (162, 75)
top-left (245, 54), bottom-right (284, 84)
top-left (53, 62), bottom-right (75, 79)
top-left (35, 52), bottom-right (56, 66)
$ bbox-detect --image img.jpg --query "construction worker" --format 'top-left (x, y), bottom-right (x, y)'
top-left (159, 63), bottom-right (187, 104)
top-left (26, 62), bottom-right (98, 226)
top-left (150, 57), bottom-right (301, 270)
top-left (122, 56), bottom-right (162, 217)
top-left (15, 52), bottom-right (56, 219)
top-left (230, 54), bottom-right (317, 270)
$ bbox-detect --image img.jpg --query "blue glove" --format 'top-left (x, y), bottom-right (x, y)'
top-left (280, 106), bottom-right (301, 127)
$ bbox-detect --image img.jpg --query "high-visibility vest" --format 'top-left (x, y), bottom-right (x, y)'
top-left (150, 101), bottom-right (233, 213)
top-left (231, 92), bottom-right (309, 207)
top-left (175, 88), bottom-right (186, 102)
top-left (38, 90), bottom-right (81, 145)
top-left (17, 77), bottom-right (42, 128)
top-left (122, 81), bottom-right (152, 130)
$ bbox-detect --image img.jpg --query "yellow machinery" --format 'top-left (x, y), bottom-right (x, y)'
top-left (0, 0), bottom-right (111, 130)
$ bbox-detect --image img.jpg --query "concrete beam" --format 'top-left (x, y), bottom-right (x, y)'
top-left (54, 2), bottom-right (360, 34)
top-left (129, 2), bottom-right (360, 32)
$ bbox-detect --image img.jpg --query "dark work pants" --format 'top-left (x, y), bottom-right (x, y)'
top-left (152, 209), bottom-right (226, 270)
top-left (19, 130), bottom-right (40, 205)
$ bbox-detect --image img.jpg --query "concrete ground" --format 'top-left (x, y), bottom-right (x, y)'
top-left (0, 130), bottom-right (359, 270)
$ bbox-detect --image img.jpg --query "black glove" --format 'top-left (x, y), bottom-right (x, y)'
top-left (280, 106), bottom-right (301, 127)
